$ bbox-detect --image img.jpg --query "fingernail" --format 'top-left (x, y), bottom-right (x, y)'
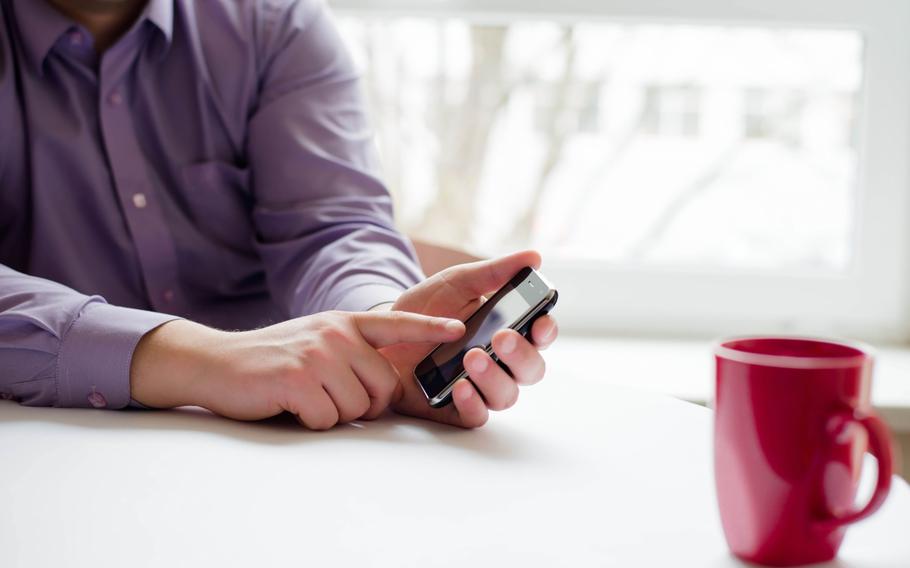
top-left (456, 381), bottom-right (472, 401)
top-left (500, 334), bottom-right (517, 354)
top-left (469, 355), bottom-right (488, 373)
top-left (541, 323), bottom-right (555, 343)
top-left (445, 320), bottom-right (463, 333)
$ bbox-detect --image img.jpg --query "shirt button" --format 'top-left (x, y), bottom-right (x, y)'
top-left (108, 90), bottom-right (123, 106)
top-left (87, 387), bottom-right (107, 409)
top-left (132, 193), bottom-right (147, 209)
top-left (163, 289), bottom-right (175, 303)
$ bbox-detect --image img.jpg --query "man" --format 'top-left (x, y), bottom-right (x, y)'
top-left (0, 0), bottom-right (558, 429)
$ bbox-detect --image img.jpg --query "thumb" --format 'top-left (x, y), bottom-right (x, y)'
top-left (352, 311), bottom-right (465, 349)
top-left (441, 250), bottom-right (541, 299)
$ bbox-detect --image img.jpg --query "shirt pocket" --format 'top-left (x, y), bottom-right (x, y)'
top-left (180, 161), bottom-right (263, 292)
top-left (180, 160), bottom-right (255, 254)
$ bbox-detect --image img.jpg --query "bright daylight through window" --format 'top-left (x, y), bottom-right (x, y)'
top-left (336, 19), bottom-right (863, 273)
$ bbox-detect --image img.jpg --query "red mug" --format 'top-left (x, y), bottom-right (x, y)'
top-left (714, 337), bottom-right (894, 566)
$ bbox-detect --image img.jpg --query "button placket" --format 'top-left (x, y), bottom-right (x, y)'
top-left (98, 65), bottom-right (181, 311)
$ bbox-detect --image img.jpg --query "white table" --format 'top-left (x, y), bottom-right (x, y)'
top-left (1, 376), bottom-right (908, 567)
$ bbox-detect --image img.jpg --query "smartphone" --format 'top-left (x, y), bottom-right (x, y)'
top-left (413, 266), bottom-right (558, 408)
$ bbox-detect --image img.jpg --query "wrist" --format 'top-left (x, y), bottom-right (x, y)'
top-left (130, 319), bottom-right (229, 409)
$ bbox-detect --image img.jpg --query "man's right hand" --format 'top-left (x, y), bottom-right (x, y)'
top-left (129, 311), bottom-right (465, 429)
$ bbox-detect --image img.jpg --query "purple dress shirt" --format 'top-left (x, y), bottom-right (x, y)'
top-left (0, 0), bottom-right (424, 409)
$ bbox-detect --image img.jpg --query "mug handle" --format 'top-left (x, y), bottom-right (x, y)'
top-left (813, 409), bottom-right (894, 531)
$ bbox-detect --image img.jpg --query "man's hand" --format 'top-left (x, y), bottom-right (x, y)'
top-left (130, 311), bottom-right (465, 429)
top-left (383, 250), bottom-right (559, 428)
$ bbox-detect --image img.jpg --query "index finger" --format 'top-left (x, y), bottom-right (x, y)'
top-left (351, 310), bottom-right (465, 349)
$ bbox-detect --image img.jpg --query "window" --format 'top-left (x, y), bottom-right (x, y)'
top-left (641, 85), bottom-right (701, 138)
top-left (330, 0), bottom-right (910, 342)
top-left (534, 81), bottom-right (601, 135)
top-left (743, 89), bottom-right (804, 143)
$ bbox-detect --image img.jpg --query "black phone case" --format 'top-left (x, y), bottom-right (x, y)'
top-left (432, 290), bottom-right (559, 408)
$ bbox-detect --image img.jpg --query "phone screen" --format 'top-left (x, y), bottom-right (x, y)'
top-left (415, 268), bottom-right (554, 401)
top-left (431, 289), bottom-right (529, 379)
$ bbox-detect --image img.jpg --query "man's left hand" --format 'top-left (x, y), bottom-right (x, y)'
top-left (381, 250), bottom-right (558, 428)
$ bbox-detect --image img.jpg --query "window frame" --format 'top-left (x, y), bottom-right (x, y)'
top-left (329, 0), bottom-right (910, 342)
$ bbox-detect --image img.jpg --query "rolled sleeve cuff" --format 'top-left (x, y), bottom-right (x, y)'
top-left (332, 283), bottom-right (405, 313)
top-left (56, 302), bottom-right (182, 409)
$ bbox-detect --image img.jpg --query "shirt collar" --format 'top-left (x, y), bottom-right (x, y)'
top-left (145, 0), bottom-right (174, 48)
top-left (12, 0), bottom-right (174, 74)
top-left (12, 0), bottom-right (74, 74)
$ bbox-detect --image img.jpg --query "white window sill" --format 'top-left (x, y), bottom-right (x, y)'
top-left (547, 335), bottom-right (910, 433)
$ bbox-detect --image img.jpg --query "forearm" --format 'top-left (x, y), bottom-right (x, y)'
top-left (254, 212), bottom-right (422, 316)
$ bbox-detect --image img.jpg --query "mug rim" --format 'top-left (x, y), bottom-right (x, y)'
top-left (713, 335), bottom-right (874, 370)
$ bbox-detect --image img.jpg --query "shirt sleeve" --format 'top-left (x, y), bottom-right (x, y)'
top-left (246, 0), bottom-right (424, 317)
top-left (0, 264), bottom-right (180, 408)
